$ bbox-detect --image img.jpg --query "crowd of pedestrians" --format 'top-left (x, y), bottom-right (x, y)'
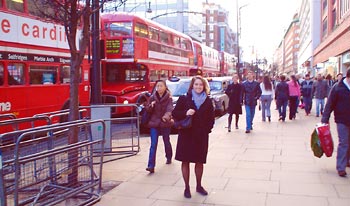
top-left (142, 68), bottom-right (350, 199)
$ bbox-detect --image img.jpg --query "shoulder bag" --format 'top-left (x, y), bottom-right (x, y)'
top-left (174, 115), bottom-right (192, 130)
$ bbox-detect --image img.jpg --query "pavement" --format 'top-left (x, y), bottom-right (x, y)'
top-left (95, 106), bottom-right (350, 206)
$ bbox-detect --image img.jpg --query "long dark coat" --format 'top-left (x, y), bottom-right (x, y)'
top-left (146, 91), bottom-right (173, 128)
top-left (172, 93), bottom-right (215, 163)
top-left (225, 83), bottom-right (243, 115)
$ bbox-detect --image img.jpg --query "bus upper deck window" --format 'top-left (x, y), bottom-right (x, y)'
top-left (107, 22), bottom-right (132, 37)
top-left (6, 0), bottom-right (24, 12)
top-left (8, 63), bottom-right (25, 85)
top-left (0, 63), bottom-right (4, 85)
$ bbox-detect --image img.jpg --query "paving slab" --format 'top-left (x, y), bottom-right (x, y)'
top-left (93, 105), bottom-right (350, 206)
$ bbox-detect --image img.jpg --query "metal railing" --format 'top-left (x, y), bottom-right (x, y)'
top-left (80, 104), bottom-right (141, 163)
top-left (1, 120), bottom-right (105, 206)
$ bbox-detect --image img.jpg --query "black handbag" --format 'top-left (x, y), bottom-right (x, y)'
top-left (174, 115), bottom-right (192, 129)
top-left (141, 108), bottom-right (152, 126)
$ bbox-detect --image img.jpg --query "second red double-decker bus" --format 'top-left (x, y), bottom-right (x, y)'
top-left (100, 13), bottom-right (195, 115)
top-left (193, 41), bottom-right (220, 77)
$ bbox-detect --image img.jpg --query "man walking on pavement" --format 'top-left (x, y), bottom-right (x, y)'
top-left (321, 68), bottom-right (350, 177)
top-left (242, 70), bottom-right (262, 133)
top-left (300, 74), bottom-right (313, 115)
top-left (312, 74), bottom-right (328, 117)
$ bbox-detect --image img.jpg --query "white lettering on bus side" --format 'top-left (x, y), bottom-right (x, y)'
top-left (0, 102), bottom-right (11, 112)
top-left (8, 54), bottom-right (28, 61)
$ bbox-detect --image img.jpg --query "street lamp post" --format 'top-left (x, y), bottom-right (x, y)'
top-left (236, 1), bottom-right (248, 80)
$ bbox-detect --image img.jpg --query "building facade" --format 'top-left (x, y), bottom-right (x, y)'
top-left (202, 2), bottom-right (236, 54)
top-left (282, 14), bottom-right (300, 75)
top-left (313, 0), bottom-right (350, 76)
top-left (297, 0), bottom-right (322, 76)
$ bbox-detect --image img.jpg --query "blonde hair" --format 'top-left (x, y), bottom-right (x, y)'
top-left (188, 76), bottom-right (210, 95)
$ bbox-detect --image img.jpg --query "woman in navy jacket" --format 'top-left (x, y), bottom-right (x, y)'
top-left (172, 76), bottom-right (215, 198)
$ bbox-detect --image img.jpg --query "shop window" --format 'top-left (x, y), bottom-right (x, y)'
top-left (30, 65), bottom-right (57, 85)
top-left (8, 63), bottom-right (25, 85)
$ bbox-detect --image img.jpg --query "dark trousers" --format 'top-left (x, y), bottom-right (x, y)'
top-left (303, 96), bottom-right (312, 114)
top-left (277, 99), bottom-right (288, 121)
top-left (148, 127), bottom-right (172, 168)
top-left (288, 96), bottom-right (298, 119)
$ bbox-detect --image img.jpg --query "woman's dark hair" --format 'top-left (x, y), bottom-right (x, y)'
top-left (290, 75), bottom-right (298, 86)
top-left (154, 79), bottom-right (170, 94)
top-left (280, 74), bottom-right (286, 81)
top-left (263, 76), bottom-right (272, 91)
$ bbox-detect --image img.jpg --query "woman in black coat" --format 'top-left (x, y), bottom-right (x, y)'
top-left (225, 74), bottom-right (243, 131)
top-left (172, 76), bottom-right (215, 199)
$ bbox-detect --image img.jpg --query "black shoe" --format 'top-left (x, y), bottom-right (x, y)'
top-left (146, 168), bottom-right (154, 173)
top-left (228, 127), bottom-right (231, 132)
top-left (338, 170), bottom-right (347, 177)
top-left (166, 159), bottom-right (171, 164)
top-left (268, 117), bottom-right (271, 122)
top-left (196, 186), bottom-right (208, 196)
top-left (278, 116), bottom-right (282, 121)
top-left (245, 130), bottom-right (250, 133)
top-left (184, 188), bottom-right (191, 198)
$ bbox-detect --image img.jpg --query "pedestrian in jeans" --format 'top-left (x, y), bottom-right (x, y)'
top-left (312, 74), bottom-right (328, 117)
top-left (242, 70), bottom-right (262, 133)
top-left (300, 74), bottom-right (313, 115)
top-left (172, 76), bottom-right (215, 198)
top-left (145, 80), bottom-right (174, 173)
top-left (225, 74), bottom-right (243, 131)
top-left (321, 68), bottom-right (350, 177)
top-left (287, 75), bottom-right (301, 120)
top-left (259, 75), bottom-right (274, 122)
top-left (275, 74), bottom-right (289, 122)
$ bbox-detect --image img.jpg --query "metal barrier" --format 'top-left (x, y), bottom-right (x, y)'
top-left (0, 114), bottom-right (16, 121)
top-left (1, 119), bottom-right (105, 206)
top-left (0, 109), bottom-right (87, 134)
top-left (33, 109), bottom-right (88, 124)
top-left (0, 119), bottom-right (85, 206)
top-left (0, 116), bottom-right (51, 138)
top-left (80, 104), bottom-right (141, 163)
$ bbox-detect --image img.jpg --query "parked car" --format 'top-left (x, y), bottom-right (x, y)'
top-left (206, 76), bottom-right (231, 116)
top-left (166, 76), bottom-right (193, 107)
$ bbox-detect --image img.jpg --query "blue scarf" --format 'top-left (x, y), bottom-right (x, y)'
top-left (191, 89), bottom-right (207, 109)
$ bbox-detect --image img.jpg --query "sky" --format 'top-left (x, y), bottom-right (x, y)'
top-left (215, 0), bottom-right (302, 62)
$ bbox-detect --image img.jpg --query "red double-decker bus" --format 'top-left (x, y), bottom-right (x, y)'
top-left (0, 2), bottom-right (90, 119)
top-left (220, 51), bottom-right (236, 76)
top-left (193, 41), bottom-right (220, 77)
top-left (100, 13), bottom-right (195, 115)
